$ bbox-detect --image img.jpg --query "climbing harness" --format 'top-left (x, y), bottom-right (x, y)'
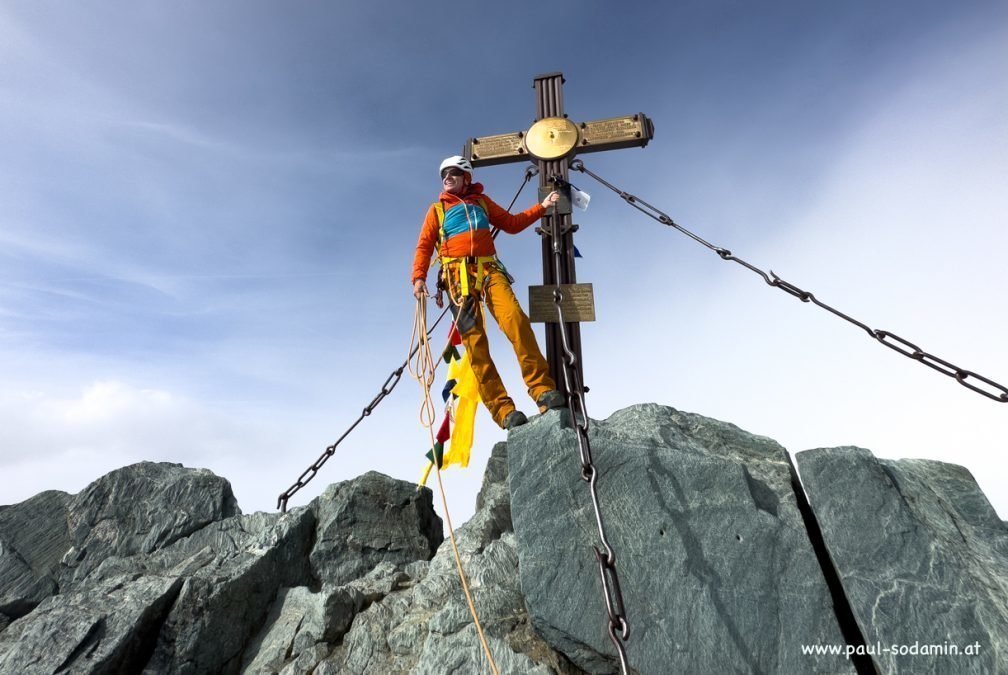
top-left (543, 185), bottom-right (632, 674)
top-left (443, 255), bottom-right (496, 300)
top-left (433, 197), bottom-right (502, 300)
top-left (568, 159), bottom-right (1008, 404)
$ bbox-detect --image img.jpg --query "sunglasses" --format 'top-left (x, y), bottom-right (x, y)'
top-left (441, 168), bottom-right (465, 179)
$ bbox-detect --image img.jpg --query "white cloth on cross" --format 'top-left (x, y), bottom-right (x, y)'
top-left (571, 185), bottom-right (591, 211)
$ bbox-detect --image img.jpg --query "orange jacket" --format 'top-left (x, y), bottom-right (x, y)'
top-left (411, 183), bottom-right (546, 284)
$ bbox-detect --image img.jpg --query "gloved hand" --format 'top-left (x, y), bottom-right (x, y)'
top-left (412, 280), bottom-right (427, 300)
top-left (541, 191), bottom-right (560, 209)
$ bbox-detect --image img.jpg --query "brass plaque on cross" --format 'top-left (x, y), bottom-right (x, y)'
top-left (464, 132), bottom-right (527, 166)
top-left (525, 117), bottom-right (580, 160)
top-left (466, 113), bottom-right (653, 168)
top-left (578, 114), bottom-right (654, 154)
top-left (528, 283), bottom-right (596, 323)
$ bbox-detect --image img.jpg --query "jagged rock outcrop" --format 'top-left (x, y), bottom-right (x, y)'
top-left (309, 472), bottom-right (443, 585)
top-left (0, 456), bottom-right (567, 674)
top-left (1, 405), bottom-right (1005, 674)
top-left (61, 461), bottom-right (242, 586)
top-left (509, 405), bottom-right (851, 674)
top-left (0, 461), bottom-right (314, 675)
top-left (0, 464), bottom-right (448, 674)
top-left (297, 442), bottom-right (573, 674)
top-left (0, 490), bottom-right (70, 618)
top-left (0, 461), bottom-right (238, 626)
top-left (796, 447), bottom-right (1008, 674)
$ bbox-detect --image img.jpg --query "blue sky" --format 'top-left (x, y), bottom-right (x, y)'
top-left (2, 1), bottom-right (1006, 523)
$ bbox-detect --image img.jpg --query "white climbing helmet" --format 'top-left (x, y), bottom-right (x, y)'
top-left (439, 155), bottom-right (472, 178)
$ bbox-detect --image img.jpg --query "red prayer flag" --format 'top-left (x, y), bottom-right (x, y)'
top-left (436, 410), bottom-right (451, 444)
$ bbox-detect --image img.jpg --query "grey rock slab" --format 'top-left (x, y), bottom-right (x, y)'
top-left (0, 572), bottom-right (183, 675)
top-left (0, 540), bottom-right (52, 621)
top-left (241, 472), bottom-right (449, 674)
top-left (476, 441), bottom-right (510, 512)
top-left (320, 589), bottom-right (416, 673)
top-left (280, 642), bottom-right (329, 675)
top-left (417, 532), bottom-right (572, 674)
top-left (142, 507), bottom-right (316, 675)
top-left (315, 442), bottom-right (576, 675)
top-left (241, 586), bottom-right (330, 674)
top-left (320, 530), bottom-right (566, 675)
top-left (0, 490), bottom-right (70, 617)
top-left (243, 562), bottom-right (414, 674)
top-left (0, 505), bottom-right (316, 675)
top-left (60, 461), bottom-right (240, 587)
top-left (796, 447), bottom-right (1008, 674)
top-left (309, 471), bottom-right (444, 586)
top-left (509, 404), bottom-right (852, 675)
top-left (412, 625), bottom-right (553, 675)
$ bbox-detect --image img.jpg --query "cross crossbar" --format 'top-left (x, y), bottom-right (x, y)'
top-left (460, 72), bottom-right (654, 396)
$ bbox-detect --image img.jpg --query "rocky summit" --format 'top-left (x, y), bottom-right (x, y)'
top-left (0, 403), bottom-right (1005, 674)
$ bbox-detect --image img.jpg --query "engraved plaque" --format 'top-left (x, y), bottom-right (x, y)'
top-left (525, 117), bottom-right (580, 160)
top-left (578, 113), bottom-right (654, 154)
top-left (465, 132), bottom-right (527, 167)
top-left (528, 283), bottom-right (596, 323)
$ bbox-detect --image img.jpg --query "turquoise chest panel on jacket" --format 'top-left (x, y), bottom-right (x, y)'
top-left (442, 202), bottom-right (490, 239)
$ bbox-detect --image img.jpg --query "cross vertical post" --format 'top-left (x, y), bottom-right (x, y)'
top-left (463, 71), bottom-right (654, 401)
top-left (463, 73), bottom-right (653, 672)
top-left (533, 72), bottom-right (583, 395)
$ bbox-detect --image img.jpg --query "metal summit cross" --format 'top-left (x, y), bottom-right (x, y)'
top-left (462, 72), bottom-right (654, 394)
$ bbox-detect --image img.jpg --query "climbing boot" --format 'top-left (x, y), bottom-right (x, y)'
top-left (503, 410), bottom-right (528, 430)
top-left (536, 390), bottom-right (566, 410)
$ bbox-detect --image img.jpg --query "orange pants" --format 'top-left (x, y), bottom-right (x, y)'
top-left (446, 263), bottom-right (556, 427)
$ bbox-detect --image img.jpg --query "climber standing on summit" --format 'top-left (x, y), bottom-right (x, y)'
top-left (411, 156), bottom-right (566, 430)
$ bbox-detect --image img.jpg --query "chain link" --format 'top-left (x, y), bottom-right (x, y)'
top-left (545, 192), bottom-right (631, 673)
top-left (276, 170), bottom-right (538, 512)
top-left (276, 310), bottom-right (448, 512)
top-left (569, 159), bottom-right (1008, 404)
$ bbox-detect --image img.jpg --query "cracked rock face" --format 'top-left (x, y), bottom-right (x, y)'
top-left (1, 405), bottom-right (1004, 674)
top-left (0, 490), bottom-right (70, 618)
top-left (0, 482), bottom-right (316, 675)
top-left (0, 463), bottom-right (451, 674)
top-left (796, 447), bottom-right (1008, 673)
top-left (294, 442), bottom-right (576, 674)
top-left (310, 470), bottom-right (444, 585)
top-left (62, 461), bottom-right (242, 585)
top-left (0, 573), bottom-right (184, 674)
top-left (0, 461), bottom-right (239, 623)
top-left (0, 452), bottom-right (571, 674)
top-left (508, 404), bottom-right (851, 674)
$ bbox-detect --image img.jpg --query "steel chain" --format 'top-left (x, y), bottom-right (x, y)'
top-left (569, 159), bottom-right (1008, 403)
top-left (546, 192), bottom-right (631, 674)
top-left (276, 312), bottom-right (446, 512)
top-left (276, 170), bottom-right (538, 512)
